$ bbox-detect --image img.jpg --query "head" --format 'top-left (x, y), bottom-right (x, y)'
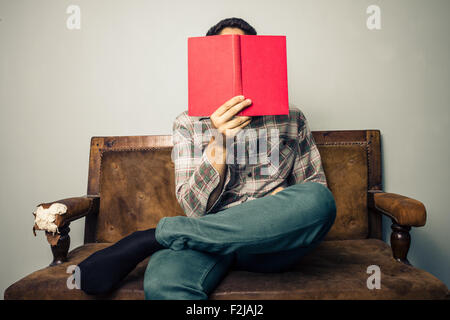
top-left (206, 17), bottom-right (257, 36)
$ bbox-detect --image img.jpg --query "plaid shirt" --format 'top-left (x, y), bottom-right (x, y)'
top-left (171, 106), bottom-right (327, 217)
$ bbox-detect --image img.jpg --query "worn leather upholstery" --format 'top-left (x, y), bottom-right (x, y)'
top-left (95, 144), bottom-right (370, 243)
top-left (4, 239), bottom-right (447, 300)
top-left (5, 132), bottom-right (448, 299)
top-left (319, 144), bottom-right (369, 240)
top-left (33, 196), bottom-right (98, 233)
top-left (96, 149), bottom-right (184, 243)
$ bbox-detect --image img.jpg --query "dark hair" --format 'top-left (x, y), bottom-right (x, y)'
top-left (206, 17), bottom-right (257, 36)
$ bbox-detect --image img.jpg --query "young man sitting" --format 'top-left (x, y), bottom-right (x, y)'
top-left (77, 17), bottom-right (336, 300)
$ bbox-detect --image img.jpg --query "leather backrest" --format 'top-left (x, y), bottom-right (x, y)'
top-left (319, 144), bottom-right (368, 240)
top-left (97, 148), bottom-right (184, 243)
top-left (90, 131), bottom-right (380, 243)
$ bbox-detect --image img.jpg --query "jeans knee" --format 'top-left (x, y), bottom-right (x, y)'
top-left (143, 259), bottom-right (165, 300)
top-left (302, 182), bottom-right (336, 224)
top-left (143, 250), bottom-right (207, 300)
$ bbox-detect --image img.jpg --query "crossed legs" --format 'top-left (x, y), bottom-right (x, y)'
top-left (144, 182), bottom-right (336, 299)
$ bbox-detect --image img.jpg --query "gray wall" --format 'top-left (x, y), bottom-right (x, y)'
top-left (1, 0), bottom-right (449, 297)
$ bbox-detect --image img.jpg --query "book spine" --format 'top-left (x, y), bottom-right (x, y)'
top-left (232, 35), bottom-right (243, 96)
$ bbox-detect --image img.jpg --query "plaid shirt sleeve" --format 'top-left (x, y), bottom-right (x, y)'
top-left (290, 109), bottom-right (328, 188)
top-left (172, 114), bottom-right (229, 217)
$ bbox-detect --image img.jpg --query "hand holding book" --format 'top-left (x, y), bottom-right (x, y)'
top-left (210, 95), bottom-right (253, 142)
top-left (204, 95), bottom-right (252, 210)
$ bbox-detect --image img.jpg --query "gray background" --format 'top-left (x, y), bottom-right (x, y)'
top-left (1, 0), bottom-right (449, 297)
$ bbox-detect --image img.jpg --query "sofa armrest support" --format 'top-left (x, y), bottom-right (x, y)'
top-left (32, 195), bottom-right (100, 266)
top-left (368, 190), bottom-right (427, 265)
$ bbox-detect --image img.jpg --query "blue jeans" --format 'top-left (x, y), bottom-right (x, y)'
top-left (143, 181), bottom-right (336, 299)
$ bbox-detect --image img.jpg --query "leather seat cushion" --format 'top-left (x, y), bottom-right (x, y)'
top-left (4, 239), bottom-right (447, 300)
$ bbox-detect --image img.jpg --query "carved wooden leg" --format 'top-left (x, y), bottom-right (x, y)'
top-left (390, 221), bottom-right (411, 265)
top-left (46, 224), bottom-right (71, 267)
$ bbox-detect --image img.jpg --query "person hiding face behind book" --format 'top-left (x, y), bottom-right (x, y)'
top-left (77, 17), bottom-right (336, 300)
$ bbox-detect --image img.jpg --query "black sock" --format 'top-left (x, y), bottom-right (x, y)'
top-left (77, 228), bottom-right (165, 295)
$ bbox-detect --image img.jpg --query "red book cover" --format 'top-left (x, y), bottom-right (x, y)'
top-left (188, 34), bottom-right (289, 117)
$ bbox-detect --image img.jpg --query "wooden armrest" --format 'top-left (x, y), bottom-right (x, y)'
top-left (368, 190), bottom-right (426, 227)
top-left (32, 195), bottom-right (99, 234)
top-left (32, 195), bottom-right (100, 266)
top-left (368, 190), bottom-right (427, 265)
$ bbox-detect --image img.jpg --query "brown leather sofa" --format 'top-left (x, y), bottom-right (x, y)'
top-left (4, 130), bottom-right (448, 299)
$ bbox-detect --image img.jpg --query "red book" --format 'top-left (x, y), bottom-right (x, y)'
top-left (188, 34), bottom-right (289, 117)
